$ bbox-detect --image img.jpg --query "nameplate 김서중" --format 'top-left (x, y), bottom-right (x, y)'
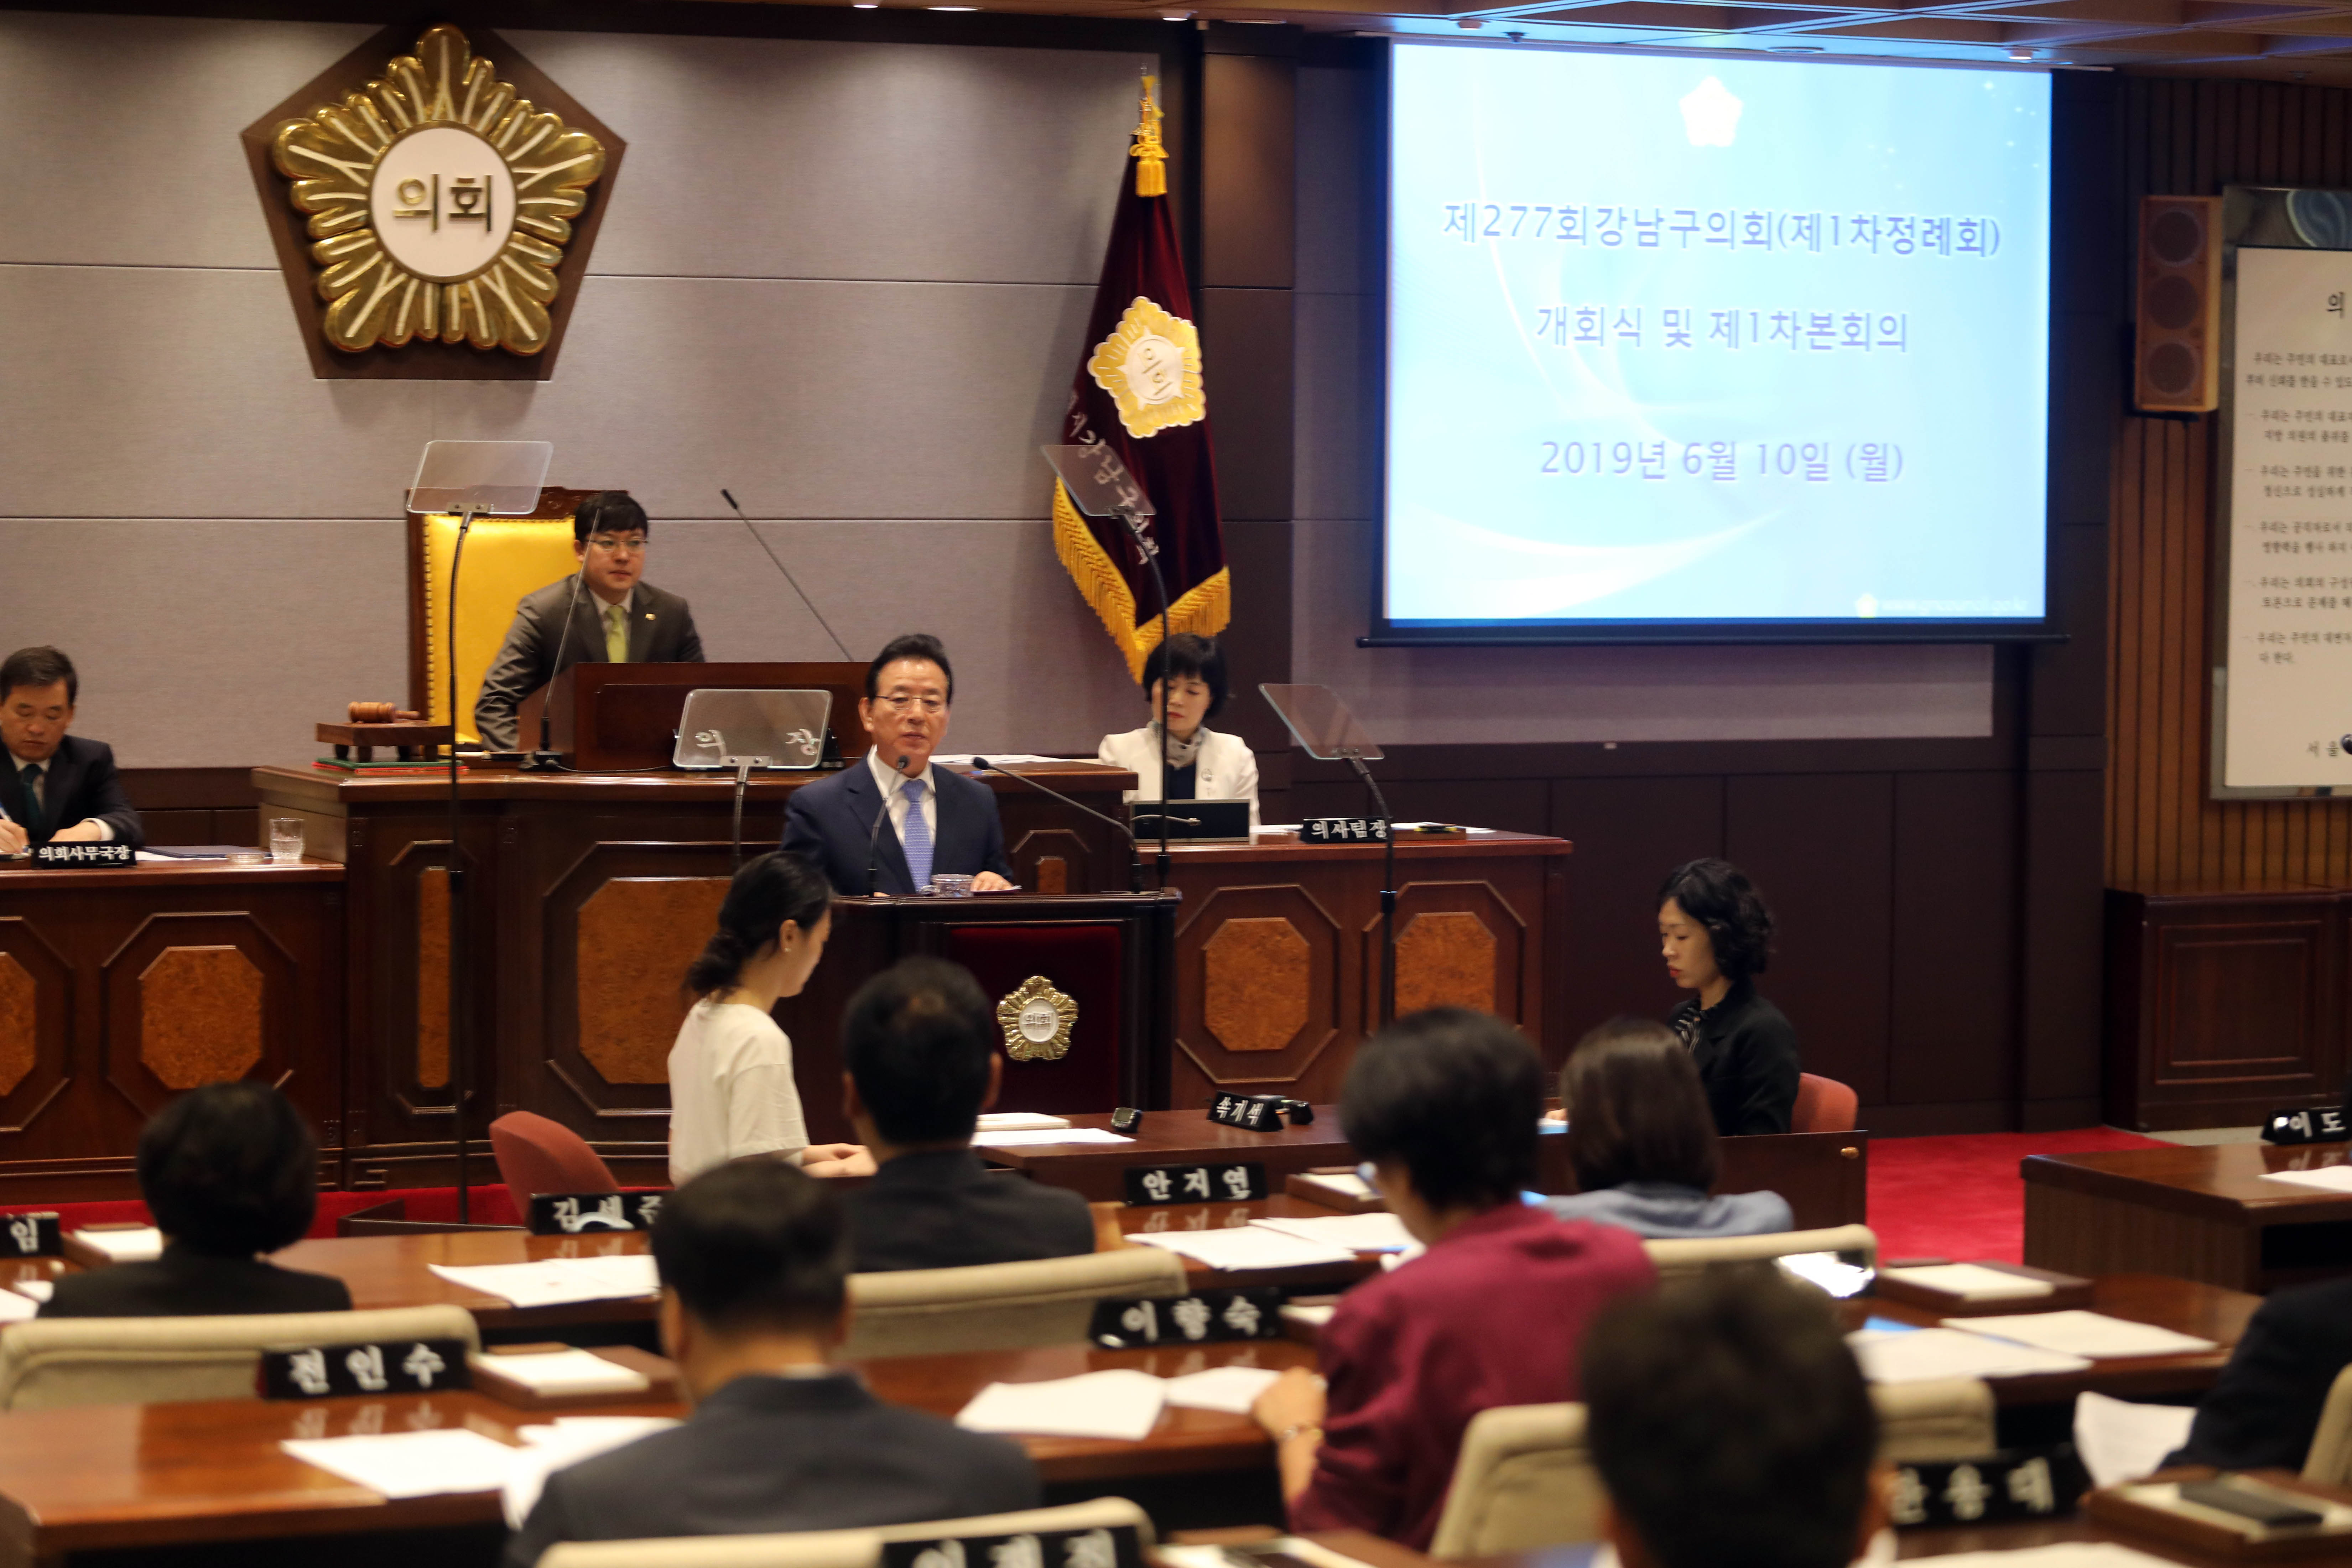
top-left (1300, 817), bottom-right (1387, 845)
top-left (260, 1338), bottom-right (474, 1400)
top-left (1208, 1094), bottom-right (1289, 1132)
top-left (1090, 1286), bottom-right (1283, 1348)
top-left (1887, 1447), bottom-right (2090, 1529)
top-left (30, 842), bottom-right (134, 868)
top-left (2263, 1104), bottom-right (2352, 1145)
top-left (0, 1212), bottom-right (60, 1257)
top-left (883, 1523), bottom-right (1143, 1568)
top-left (1123, 1162), bottom-right (1266, 1205)
top-left (526, 1192), bottom-right (665, 1235)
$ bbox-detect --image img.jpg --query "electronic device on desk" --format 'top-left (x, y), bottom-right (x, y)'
top-left (2087, 1469), bottom-right (2352, 1553)
top-left (1130, 799), bottom-right (1250, 843)
top-left (1110, 1106), bottom-right (1142, 1133)
top-left (2264, 1104), bottom-right (2350, 1145)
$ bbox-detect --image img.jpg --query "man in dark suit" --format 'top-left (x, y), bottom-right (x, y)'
top-left (782, 633), bottom-right (1015, 895)
top-left (0, 646), bottom-right (142, 854)
top-left (2164, 1276), bottom-right (2352, 1473)
top-left (474, 491), bottom-right (706, 751)
top-left (505, 1161), bottom-right (1039, 1567)
top-left (840, 958), bottom-right (1096, 1274)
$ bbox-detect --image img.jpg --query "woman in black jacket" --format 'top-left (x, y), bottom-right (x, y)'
top-left (1657, 858), bottom-right (1800, 1136)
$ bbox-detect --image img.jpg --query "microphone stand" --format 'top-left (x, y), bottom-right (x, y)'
top-left (722, 489), bottom-right (855, 662)
top-left (976, 759), bottom-right (1144, 893)
top-left (864, 753), bottom-right (910, 896)
top-left (1114, 500), bottom-right (1175, 890)
top-left (446, 501), bottom-right (478, 1225)
top-left (1344, 751), bottom-right (1399, 1028)
top-left (521, 554), bottom-right (588, 773)
top-left (730, 757), bottom-right (755, 872)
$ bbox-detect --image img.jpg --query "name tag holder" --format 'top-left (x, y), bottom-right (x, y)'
top-left (0, 1213), bottom-right (60, 1257)
top-left (260, 1338), bottom-right (473, 1399)
top-left (1089, 1286), bottom-right (1284, 1347)
top-left (1888, 1447), bottom-right (2089, 1529)
top-left (882, 1523), bottom-right (1144, 1568)
top-left (1208, 1094), bottom-right (1289, 1132)
top-left (2262, 1104), bottom-right (2350, 1145)
top-left (526, 1192), bottom-right (665, 1234)
top-left (31, 842), bottom-right (133, 868)
top-left (1124, 1162), bottom-right (1266, 1205)
top-left (1301, 817), bottom-right (1387, 845)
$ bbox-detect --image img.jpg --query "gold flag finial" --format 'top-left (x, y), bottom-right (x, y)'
top-left (1131, 72), bottom-right (1167, 198)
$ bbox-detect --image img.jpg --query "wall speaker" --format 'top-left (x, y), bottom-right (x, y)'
top-left (2135, 195), bottom-right (2223, 414)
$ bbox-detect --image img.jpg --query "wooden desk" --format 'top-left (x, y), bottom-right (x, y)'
top-left (1159, 831), bottom-right (1571, 1106)
top-left (271, 1230), bottom-right (655, 1334)
top-left (0, 857), bottom-right (345, 1203)
top-left (2023, 1140), bottom-right (2352, 1292)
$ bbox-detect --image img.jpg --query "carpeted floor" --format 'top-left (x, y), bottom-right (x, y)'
top-left (1867, 1127), bottom-right (2171, 1263)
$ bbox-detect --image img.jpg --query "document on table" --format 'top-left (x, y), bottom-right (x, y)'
top-left (1250, 1213), bottom-right (1417, 1252)
top-left (0, 1288), bottom-right (36, 1322)
top-left (1820, 1548), bottom-right (2188, 1568)
top-left (71, 1226), bottom-right (162, 1262)
top-left (474, 1348), bottom-right (652, 1395)
top-left (1162, 1365), bottom-right (1284, 1414)
top-left (1848, 1326), bottom-right (2092, 1384)
top-left (2073, 1391), bottom-right (2197, 1489)
top-left (502, 1416), bottom-right (679, 1527)
top-left (974, 1113), bottom-right (1072, 1131)
top-left (2257, 1165), bottom-right (2352, 1193)
top-left (1290, 1171), bottom-right (1375, 1203)
top-left (428, 1255), bottom-right (659, 1309)
top-left (1879, 1263), bottom-right (2056, 1302)
top-left (1946, 1311), bottom-right (2218, 1359)
top-left (956, 1369), bottom-right (1167, 1441)
top-left (9, 1278), bottom-right (52, 1303)
top-left (1125, 1228), bottom-right (1358, 1272)
top-left (282, 1428), bottom-right (522, 1499)
top-left (971, 1129), bottom-right (1133, 1148)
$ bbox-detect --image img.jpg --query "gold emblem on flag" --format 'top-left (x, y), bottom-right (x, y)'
top-left (1088, 297), bottom-right (1206, 439)
top-left (996, 975), bottom-right (1078, 1063)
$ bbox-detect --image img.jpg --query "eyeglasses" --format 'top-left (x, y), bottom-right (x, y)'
top-left (585, 534), bottom-right (646, 556)
top-left (872, 693), bottom-right (946, 715)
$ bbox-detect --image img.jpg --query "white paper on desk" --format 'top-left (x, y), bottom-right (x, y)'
top-left (971, 1129), bottom-right (1133, 1148)
top-left (1281, 1302), bottom-right (1336, 1331)
top-left (975, 1113), bottom-right (1072, 1131)
top-left (1880, 1263), bottom-right (2056, 1302)
top-left (956, 1369), bottom-right (1167, 1441)
top-left (2073, 1391), bottom-right (2196, 1489)
top-left (2257, 1165), bottom-right (2352, 1193)
top-left (0, 1288), bottom-right (36, 1322)
top-left (428, 1255), bottom-right (659, 1309)
top-left (282, 1428), bottom-right (521, 1499)
top-left (503, 1416), bottom-right (678, 1528)
top-left (1162, 1364), bottom-right (1284, 1414)
top-left (1857, 1549), bottom-right (2180, 1568)
top-left (1125, 1228), bottom-right (1358, 1272)
top-left (474, 1348), bottom-right (652, 1395)
top-left (1947, 1310), bottom-right (2218, 1359)
top-left (9, 1278), bottom-right (52, 1303)
top-left (72, 1226), bottom-right (162, 1262)
top-left (1848, 1326), bottom-right (2092, 1384)
top-left (1250, 1213), bottom-right (1416, 1252)
top-left (1291, 1171), bottom-right (1375, 1202)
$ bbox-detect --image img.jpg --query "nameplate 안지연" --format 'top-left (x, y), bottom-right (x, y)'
top-left (1887, 1446), bottom-right (2090, 1530)
top-left (1208, 1094), bottom-right (1289, 1132)
top-left (30, 842), bottom-right (133, 868)
top-left (260, 1338), bottom-right (473, 1400)
top-left (1301, 817), bottom-right (1387, 845)
top-left (883, 1524), bottom-right (1143, 1568)
top-left (1089, 1287), bottom-right (1284, 1347)
top-left (526, 1192), bottom-right (665, 1235)
top-left (2263, 1104), bottom-right (2351, 1145)
top-left (1123, 1162), bottom-right (1267, 1206)
top-left (0, 1212), bottom-right (60, 1257)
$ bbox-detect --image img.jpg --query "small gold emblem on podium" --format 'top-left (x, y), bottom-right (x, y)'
top-left (997, 975), bottom-right (1077, 1063)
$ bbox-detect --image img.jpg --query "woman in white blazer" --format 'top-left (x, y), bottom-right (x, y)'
top-left (1097, 633), bottom-right (1260, 830)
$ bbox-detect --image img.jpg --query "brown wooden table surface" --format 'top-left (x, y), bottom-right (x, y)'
top-left (2022, 1141), bottom-right (2352, 1293)
top-left (269, 1231), bottom-right (656, 1331)
top-left (0, 856), bottom-right (343, 891)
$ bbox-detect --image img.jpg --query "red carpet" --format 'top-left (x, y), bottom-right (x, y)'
top-left (1867, 1127), bottom-right (2171, 1263)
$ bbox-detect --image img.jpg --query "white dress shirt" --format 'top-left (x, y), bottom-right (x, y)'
top-left (865, 748), bottom-right (940, 850)
top-left (4, 746), bottom-right (110, 841)
top-left (666, 998), bottom-right (809, 1185)
top-left (1095, 725), bottom-right (1260, 831)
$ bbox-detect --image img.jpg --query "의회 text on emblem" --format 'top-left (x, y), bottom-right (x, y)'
top-left (997, 975), bottom-right (1079, 1063)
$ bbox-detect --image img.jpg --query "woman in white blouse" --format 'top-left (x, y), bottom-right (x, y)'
top-left (667, 851), bottom-right (871, 1184)
top-left (1097, 633), bottom-right (1260, 830)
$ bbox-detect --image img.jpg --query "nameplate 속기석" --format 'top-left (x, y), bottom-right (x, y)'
top-left (1208, 1094), bottom-right (1289, 1132)
top-left (1089, 1287), bottom-right (1284, 1347)
top-left (30, 842), bottom-right (133, 868)
top-left (883, 1523), bottom-right (1143, 1568)
top-left (0, 1212), bottom-right (60, 1257)
top-left (2263, 1104), bottom-right (2351, 1145)
top-left (1300, 817), bottom-right (1388, 845)
top-left (526, 1192), bottom-right (665, 1235)
top-left (1123, 1162), bottom-right (1267, 1206)
top-left (260, 1338), bottom-right (473, 1400)
top-left (1887, 1446), bottom-right (2090, 1529)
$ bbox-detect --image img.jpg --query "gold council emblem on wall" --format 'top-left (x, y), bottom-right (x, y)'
top-left (269, 26), bottom-right (607, 356)
top-left (1087, 296), bottom-right (1206, 439)
top-left (996, 976), bottom-right (1078, 1063)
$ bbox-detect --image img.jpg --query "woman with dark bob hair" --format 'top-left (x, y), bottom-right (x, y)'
top-left (1658, 857), bottom-right (1800, 1135)
top-left (1097, 633), bottom-right (1260, 829)
top-left (1545, 1018), bottom-right (1792, 1238)
top-left (668, 851), bottom-right (870, 1184)
top-left (41, 1081), bottom-right (352, 1317)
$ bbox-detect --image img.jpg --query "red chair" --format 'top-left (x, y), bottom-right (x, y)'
top-left (488, 1111), bottom-right (621, 1224)
top-left (1792, 1073), bottom-right (1858, 1134)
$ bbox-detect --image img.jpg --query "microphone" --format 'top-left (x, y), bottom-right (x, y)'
top-left (721, 488), bottom-right (855, 662)
top-left (973, 759), bottom-right (1144, 894)
top-left (865, 753), bottom-right (909, 896)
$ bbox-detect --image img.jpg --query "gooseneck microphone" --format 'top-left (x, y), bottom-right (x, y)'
top-left (526, 554), bottom-right (591, 767)
top-left (721, 488), bottom-right (855, 662)
top-left (864, 752), bottom-right (910, 895)
top-left (973, 759), bottom-right (1145, 895)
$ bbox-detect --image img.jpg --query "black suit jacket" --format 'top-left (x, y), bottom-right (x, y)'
top-left (39, 1246), bottom-right (353, 1318)
top-left (1, 735), bottom-right (142, 849)
top-left (505, 1370), bottom-right (1040, 1568)
top-left (782, 759), bottom-right (1014, 896)
top-left (1669, 979), bottom-right (1801, 1137)
top-left (845, 1149), bottom-right (1098, 1274)
top-left (474, 576), bottom-right (706, 750)
top-left (2166, 1276), bottom-right (2352, 1472)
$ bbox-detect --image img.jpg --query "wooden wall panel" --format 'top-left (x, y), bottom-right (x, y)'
top-left (1552, 776), bottom-right (1727, 1037)
top-left (1888, 772), bottom-right (2020, 1112)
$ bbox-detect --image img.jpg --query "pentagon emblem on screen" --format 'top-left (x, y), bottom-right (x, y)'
top-left (1088, 296), bottom-right (1207, 438)
top-left (1679, 75), bottom-right (1744, 148)
top-left (997, 975), bottom-right (1078, 1063)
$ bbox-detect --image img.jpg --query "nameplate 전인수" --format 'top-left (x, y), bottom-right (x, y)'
top-left (1208, 1094), bottom-right (1289, 1132)
top-left (883, 1524), bottom-right (1143, 1568)
top-left (1089, 1287), bottom-right (1284, 1347)
top-left (0, 1213), bottom-right (59, 1257)
top-left (2263, 1104), bottom-right (2351, 1145)
top-left (31, 842), bottom-right (133, 868)
top-left (1301, 818), bottom-right (1387, 844)
top-left (526, 1192), bottom-right (665, 1235)
top-left (1887, 1447), bottom-right (2090, 1529)
top-left (260, 1338), bottom-right (473, 1400)
top-left (1124, 1162), bottom-right (1267, 1205)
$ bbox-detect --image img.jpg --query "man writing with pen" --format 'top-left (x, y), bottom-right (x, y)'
top-left (0, 647), bottom-right (144, 855)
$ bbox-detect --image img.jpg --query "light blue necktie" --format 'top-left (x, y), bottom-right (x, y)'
top-left (899, 776), bottom-right (934, 890)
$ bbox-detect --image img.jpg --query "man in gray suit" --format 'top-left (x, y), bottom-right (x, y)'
top-left (474, 490), bottom-right (706, 750)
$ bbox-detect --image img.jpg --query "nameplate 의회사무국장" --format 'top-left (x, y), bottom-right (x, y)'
top-left (31, 842), bottom-right (133, 868)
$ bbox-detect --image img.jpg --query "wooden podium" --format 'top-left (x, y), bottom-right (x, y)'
top-left (520, 661), bottom-right (868, 769)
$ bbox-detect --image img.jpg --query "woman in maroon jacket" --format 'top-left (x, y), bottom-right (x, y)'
top-left (1250, 1008), bottom-right (1658, 1549)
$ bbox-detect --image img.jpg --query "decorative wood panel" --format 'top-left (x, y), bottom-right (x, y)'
top-left (1203, 916), bottom-right (1310, 1053)
top-left (575, 877), bottom-right (728, 1086)
top-left (137, 947), bottom-right (263, 1090)
top-left (1176, 883), bottom-right (1342, 1092)
top-left (0, 956), bottom-right (32, 1099)
top-left (416, 866), bottom-right (449, 1090)
top-left (1359, 881), bottom-right (1527, 1033)
top-left (102, 913), bottom-right (297, 1119)
top-left (1394, 910), bottom-right (1496, 1016)
top-left (0, 918), bottom-right (71, 1140)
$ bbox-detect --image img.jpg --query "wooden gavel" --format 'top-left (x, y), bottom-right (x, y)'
top-left (346, 703), bottom-right (422, 724)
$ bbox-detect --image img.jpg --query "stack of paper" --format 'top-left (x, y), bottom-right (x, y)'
top-left (971, 1129), bottom-right (1133, 1148)
top-left (73, 1227), bottom-right (162, 1263)
top-left (1880, 1263), bottom-right (2056, 1302)
top-left (0, 1289), bottom-right (36, 1322)
top-left (1947, 1311), bottom-right (2217, 1359)
top-left (476, 1348), bottom-right (652, 1396)
top-left (1162, 1365), bottom-right (1284, 1414)
top-left (2257, 1165), bottom-right (2352, 1194)
top-left (1250, 1213), bottom-right (1416, 1252)
top-left (2073, 1391), bottom-right (2197, 1488)
top-left (502, 1416), bottom-right (678, 1527)
top-left (428, 1255), bottom-right (659, 1309)
top-left (975, 1113), bottom-right (1072, 1131)
top-left (1290, 1171), bottom-right (1375, 1203)
top-left (9, 1278), bottom-right (52, 1303)
top-left (1848, 1326), bottom-right (2092, 1384)
top-left (1836, 1548), bottom-right (2188, 1568)
top-left (956, 1369), bottom-right (1167, 1441)
top-left (1125, 1228), bottom-right (1358, 1272)
top-left (282, 1428), bottom-right (521, 1499)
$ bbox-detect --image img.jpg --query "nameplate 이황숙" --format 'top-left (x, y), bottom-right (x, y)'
top-left (0, 1213), bottom-right (60, 1257)
top-left (1090, 1287), bottom-right (1284, 1348)
top-left (1208, 1094), bottom-right (1289, 1132)
top-left (261, 1338), bottom-right (473, 1400)
top-left (883, 1523), bottom-right (1143, 1568)
top-left (526, 1192), bottom-right (665, 1235)
top-left (30, 842), bottom-right (133, 868)
top-left (1300, 818), bottom-right (1387, 844)
top-left (1124, 1162), bottom-right (1267, 1205)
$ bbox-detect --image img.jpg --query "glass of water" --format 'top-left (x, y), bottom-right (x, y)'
top-left (268, 817), bottom-right (304, 864)
top-left (929, 874), bottom-right (975, 898)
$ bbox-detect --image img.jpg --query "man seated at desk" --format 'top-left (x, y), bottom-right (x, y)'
top-left (474, 490), bottom-right (706, 751)
top-left (0, 646), bottom-right (143, 853)
top-left (782, 633), bottom-right (1014, 895)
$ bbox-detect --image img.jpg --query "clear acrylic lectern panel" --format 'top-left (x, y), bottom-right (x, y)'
top-left (406, 439), bottom-right (554, 516)
top-left (673, 689), bottom-right (832, 770)
top-left (1041, 443), bottom-right (1155, 519)
top-left (1260, 683), bottom-right (1385, 762)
